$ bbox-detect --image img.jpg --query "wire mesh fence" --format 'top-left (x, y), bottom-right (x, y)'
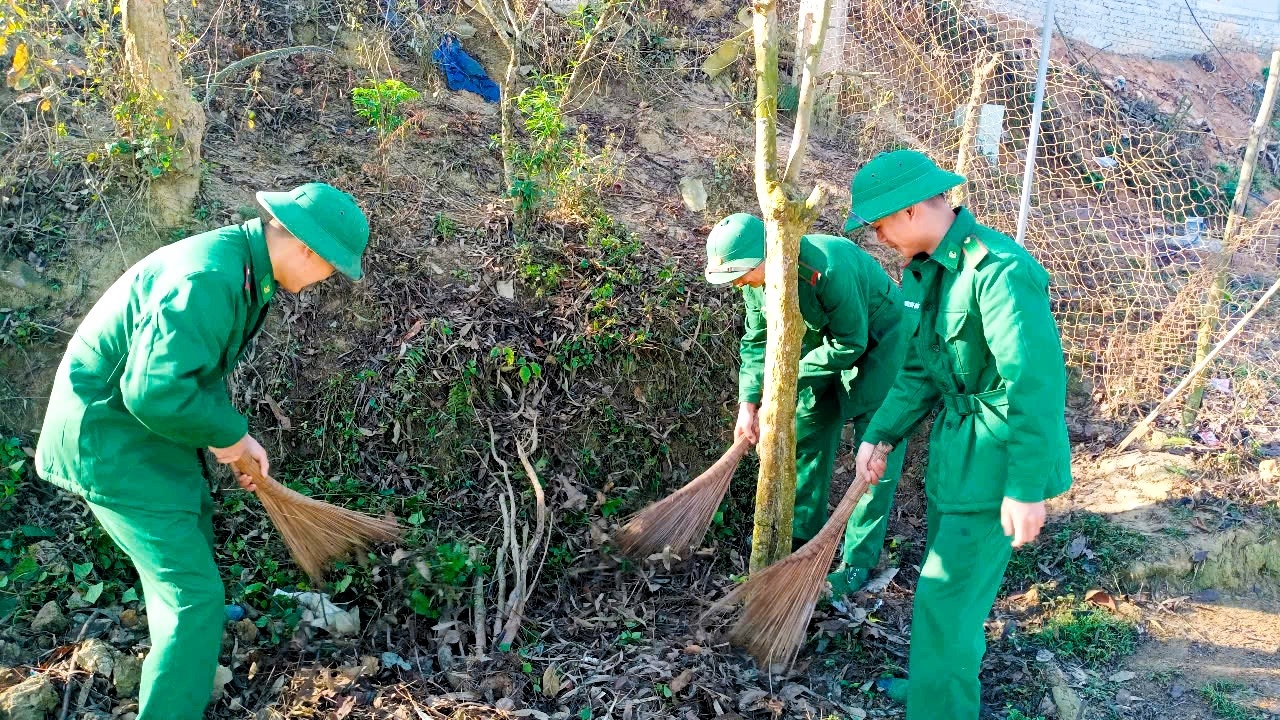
top-left (798, 0), bottom-right (1280, 449)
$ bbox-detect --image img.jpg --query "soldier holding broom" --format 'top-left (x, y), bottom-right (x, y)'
top-left (703, 213), bottom-right (908, 596)
top-left (35, 183), bottom-right (370, 719)
top-left (849, 150), bottom-right (1072, 719)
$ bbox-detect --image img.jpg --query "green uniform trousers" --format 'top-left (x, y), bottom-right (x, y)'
top-left (793, 385), bottom-right (905, 568)
top-left (905, 504), bottom-right (1013, 720)
top-left (86, 492), bottom-right (224, 720)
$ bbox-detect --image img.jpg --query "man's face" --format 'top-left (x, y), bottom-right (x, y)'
top-left (270, 220), bottom-right (337, 293)
top-left (731, 263), bottom-right (766, 289)
top-left (870, 207), bottom-right (917, 260)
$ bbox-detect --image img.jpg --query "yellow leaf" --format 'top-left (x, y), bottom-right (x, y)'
top-left (9, 0), bottom-right (28, 18)
top-left (86, 151), bottom-right (99, 163)
top-left (702, 38), bottom-right (741, 80)
top-left (246, 118), bottom-right (255, 130)
top-left (6, 41), bottom-right (28, 89)
top-left (39, 98), bottom-right (50, 112)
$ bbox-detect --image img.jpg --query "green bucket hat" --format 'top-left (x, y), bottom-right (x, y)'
top-left (704, 213), bottom-right (765, 285)
top-left (843, 150), bottom-right (965, 232)
top-left (256, 182), bottom-right (370, 281)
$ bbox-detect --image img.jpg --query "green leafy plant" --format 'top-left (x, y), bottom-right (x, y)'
top-left (0, 437), bottom-right (26, 513)
top-left (1031, 602), bottom-right (1137, 666)
top-left (1200, 680), bottom-right (1265, 720)
top-left (106, 90), bottom-right (179, 178)
top-left (407, 541), bottom-right (488, 619)
top-left (351, 78), bottom-right (421, 136)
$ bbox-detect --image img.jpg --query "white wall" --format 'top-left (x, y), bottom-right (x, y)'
top-left (986, 0), bottom-right (1280, 57)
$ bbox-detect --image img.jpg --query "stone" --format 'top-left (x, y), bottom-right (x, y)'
top-left (74, 639), bottom-right (119, 678)
top-left (678, 177), bottom-right (707, 212)
top-left (0, 675), bottom-right (58, 720)
top-left (210, 665), bottom-right (232, 701)
top-left (1260, 458), bottom-right (1278, 480)
top-left (232, 619), bottom-right (259, 645)
top-left (29, 602), bottom-right (65, 634)
top-left (118, 609), bottom-right (141, 629)
top-left (113, 653), bottom-right (143, 698)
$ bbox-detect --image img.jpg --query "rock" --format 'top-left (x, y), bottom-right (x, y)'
top-left (678, 177), bottom-right (707, 212)
top-left (636, 129), bottom-right (665, 155)
top-left (74, 638), bottom-right (119, 677)
top-left (446, 671), bottom-right (471, 691)
top-left (0, 675), bottom-right (58, 720)
top-left (0, 667), bottom-right (22, 692)
top-left (231, 619), bottom-right (258, 645)
top-left (30, 602), bottom-right (65, 634)
top-left (1260, 458), bottom-right (1278, 480)
top-left (210, 665), bottom-right (232, 701)
top-left (32, 542), bottom-right (69, 577)
top-left (119, 609), bottom-right (141, 629)
top-left (1047, 666), bottom-right (1084, 720)
top-left (113, 653), bottom-right (143, 698)
top-left (453, 20), bottom-right (476, 39)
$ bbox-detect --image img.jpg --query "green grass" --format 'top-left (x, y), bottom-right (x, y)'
top-left (1200, 681), bottom-right (1265, 720)
top-left (1032, 602), bottom-right (1138, 667)
top-left (1005, 513), bottom-right (1146, 595)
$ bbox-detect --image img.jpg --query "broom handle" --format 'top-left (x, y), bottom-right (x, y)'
top-left (230, 454), bottom-right (272, 492)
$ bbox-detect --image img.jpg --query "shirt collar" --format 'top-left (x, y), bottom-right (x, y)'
top-left (243, 218), bottom-right (277, 306)
top-left (925, 207), bottom-right (977, 273)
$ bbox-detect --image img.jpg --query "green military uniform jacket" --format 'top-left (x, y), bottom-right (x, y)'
top-left (862, 209), bottom-right (1071, 512)
top-left (36, 220), bottom-right (277, 511)
top-left (739, 234), bottom-right (905, 421)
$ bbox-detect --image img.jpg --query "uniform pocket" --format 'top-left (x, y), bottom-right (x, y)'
top-left (938, 310), bottom-right (986, 378)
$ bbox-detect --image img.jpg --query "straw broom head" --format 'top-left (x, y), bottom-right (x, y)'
top-left (704, 469), bottom-right (877, 669)
top-left (616, 438), bottom-right (751, 560)
top-left (234, 457), bottom-right (403, 582)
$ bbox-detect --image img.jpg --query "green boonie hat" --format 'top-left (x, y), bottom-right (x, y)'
top-left (843, 150), bottom-right (965, 232)
top-left (704, 213), bottom-right (765, 285)
top-left (256, 182), bottom-right (370, 281)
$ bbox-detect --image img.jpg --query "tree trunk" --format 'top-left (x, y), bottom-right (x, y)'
top-left (121, 0), bottom-right (205, 227)
top-left (748, 0), bottom-right (829, 572)
top-left (952, 52), bottom-right (1000, 206)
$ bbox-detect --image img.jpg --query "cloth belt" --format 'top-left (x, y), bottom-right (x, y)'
top-left (940, 387), bottom-right (1008, 416)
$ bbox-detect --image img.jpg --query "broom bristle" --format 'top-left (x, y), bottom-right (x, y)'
top-left (236, 459), bottom-right (403, 582)
top-left (616, 438), bottom-right (750, 559)
top-left (706, 472), bottom-right (876, 668)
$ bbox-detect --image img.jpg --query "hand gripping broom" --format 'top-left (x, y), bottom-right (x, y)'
top-left (702, 442), bottom-right (891, 669)
top-left (615, 437), bottom-right (751, 560)
top-left (233, 456), bottom-right (403, 582)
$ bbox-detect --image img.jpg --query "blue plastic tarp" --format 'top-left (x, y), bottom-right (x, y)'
top-left (432, 35), bottom-right (501, 103)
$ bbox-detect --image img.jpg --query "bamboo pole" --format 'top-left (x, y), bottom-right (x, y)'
top-left (1116, 272), bottom-right (1280, 454)
top-left (1182, 48), bottom-right (1280, 429)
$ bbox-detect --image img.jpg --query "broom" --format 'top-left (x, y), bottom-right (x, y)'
top-left (704, 442), bottom-right (891, 669)
top-left (615, 437), bottom-right (752, 559)
top-left (232, 456), bottom-right (403, 582)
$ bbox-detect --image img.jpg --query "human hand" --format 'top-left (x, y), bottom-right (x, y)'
top-left (1001, 498), bottom-right (1046, 548)
top-left (735, 403), bottom-right (760, 445)
top-left (210, 434), bottom-right (269, 492)
top-left (856, 441), bottom-right (892, 485)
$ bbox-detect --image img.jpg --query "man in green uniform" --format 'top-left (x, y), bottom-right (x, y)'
top-left (35, 183), bottom-right (370, 720)
top-left (848, 150), bottom-right (1072, 719)
top-left (704, 213), bottom-right (907, 594)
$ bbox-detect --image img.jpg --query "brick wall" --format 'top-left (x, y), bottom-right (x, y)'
top-left (986, 0), bottom-right (1280, 57)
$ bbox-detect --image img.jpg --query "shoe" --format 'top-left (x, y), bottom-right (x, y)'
top-left (875, 677), bottom-right (908, 704)
top-left (826, 567), bottom-right (870, 598)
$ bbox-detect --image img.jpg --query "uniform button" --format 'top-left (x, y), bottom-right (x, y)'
top-left (931, 344), bottom-right (940, 352)
top-left (949, 251), bottom-right (957, 258)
